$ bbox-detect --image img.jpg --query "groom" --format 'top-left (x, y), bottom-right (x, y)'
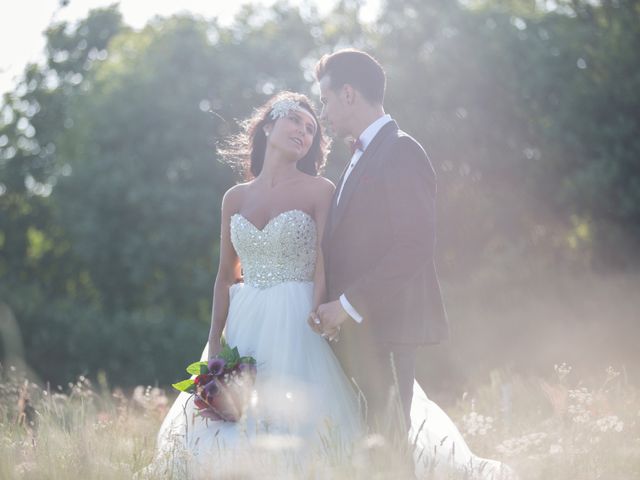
top-left (311, 49), bottom-right (449, 435)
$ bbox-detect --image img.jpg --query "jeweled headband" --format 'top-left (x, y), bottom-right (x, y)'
top-left (269, 99), bottom-right (317, 130)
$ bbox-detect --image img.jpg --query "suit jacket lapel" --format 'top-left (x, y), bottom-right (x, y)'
top-left (329, 121), bottom-right (398, 237)
top-left (333, 160), bottom-right (351, 208)
top-left (323, 160), bottom-right (347, 244)
top-left (324, 147), bottom-right (358, 248)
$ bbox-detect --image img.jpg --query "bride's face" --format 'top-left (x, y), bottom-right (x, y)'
top-left (265, 109), bottom-right (317, 160)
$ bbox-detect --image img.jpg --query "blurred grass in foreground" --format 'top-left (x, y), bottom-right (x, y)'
top-left (1, 363), bottom-right (638, 479)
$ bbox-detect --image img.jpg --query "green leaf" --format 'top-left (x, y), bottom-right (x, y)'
top-left (219, 345), bottom-right (235, 363)
top-left (231, 346), bottom-right (240, 362)
top-left (172, 379), bottom-right (195, 393)
top-left (186, 361), bottom-right (208, 376)
top-left (239, 356), bottom-right (256, 365)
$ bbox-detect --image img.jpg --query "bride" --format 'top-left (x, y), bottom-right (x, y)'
top-left (145, 92), bottom-right (515, 479)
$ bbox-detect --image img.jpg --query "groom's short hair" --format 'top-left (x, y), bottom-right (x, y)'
top-left (315, 49), bottom-right (386, 105)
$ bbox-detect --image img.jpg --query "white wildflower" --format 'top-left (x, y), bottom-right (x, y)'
top-left (462, 410), bottom-right (494, 436)
top-left (594, 415), bottom-right (624, 433)
top-left (495, 432), bottom-right (548, 457)
top-left (554, 362), bottom-right (572, 380)
top-left (605, 366), bottom-right (621, 380)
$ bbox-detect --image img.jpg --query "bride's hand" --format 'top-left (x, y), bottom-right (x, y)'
top-left (207, 341), bottom-right (222, 360)
top-left (307, 310), bottom-right (323, 335)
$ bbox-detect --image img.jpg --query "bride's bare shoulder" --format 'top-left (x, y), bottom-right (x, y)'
top-left (222, 181), bottom-right (253, 212)
top-left (307, 175), bottom-right (335, 196)
top-left (302, 176), bottom-right (335, 213)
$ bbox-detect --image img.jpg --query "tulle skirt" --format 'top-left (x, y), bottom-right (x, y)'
top-left (146, 281), bottom-right (516, 479)
top-left (151, 281), bottom-right (362, 477)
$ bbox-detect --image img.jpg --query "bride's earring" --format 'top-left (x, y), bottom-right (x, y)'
top-left (264, 128), bottom-right (270, 137)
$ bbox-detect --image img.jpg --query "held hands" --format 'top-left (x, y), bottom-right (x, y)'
top-left (307, 300), bottom-right (350, 342)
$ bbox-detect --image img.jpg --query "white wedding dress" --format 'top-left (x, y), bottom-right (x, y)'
top-left (146, 209), bottom-right (515, 479)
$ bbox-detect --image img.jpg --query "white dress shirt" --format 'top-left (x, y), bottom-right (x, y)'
top-left (337, 114), bottom-right (393, 323)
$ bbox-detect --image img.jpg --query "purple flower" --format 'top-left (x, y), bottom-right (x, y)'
top-left (208, 358), bottom-right (226, 376)
top-left (203, 379), bottom-right (219, 399)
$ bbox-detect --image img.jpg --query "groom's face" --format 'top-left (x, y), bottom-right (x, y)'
top-left (318, 75), bottom-right (350, 138)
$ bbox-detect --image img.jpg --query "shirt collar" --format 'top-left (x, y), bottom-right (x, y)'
top-left (357, 114), bottom-right (393, 151)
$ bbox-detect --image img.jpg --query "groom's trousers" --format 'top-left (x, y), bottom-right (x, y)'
top-left (370, 342), bottom-right (417, 433)
top-left (333, 321), bottom-right (417, 437)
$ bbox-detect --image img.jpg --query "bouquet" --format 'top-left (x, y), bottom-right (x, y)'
top-left (172, 341), bottom-right (257, 422)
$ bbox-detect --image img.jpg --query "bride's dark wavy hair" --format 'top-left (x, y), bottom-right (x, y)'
top-left (220, 92), bottom-right (329, 180)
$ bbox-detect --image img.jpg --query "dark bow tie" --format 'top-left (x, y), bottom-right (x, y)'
top-left (350, 138), bottom-right (363, 155)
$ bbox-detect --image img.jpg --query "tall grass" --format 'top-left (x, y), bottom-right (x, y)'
top-left (1, 362), bottom-right (638, 479)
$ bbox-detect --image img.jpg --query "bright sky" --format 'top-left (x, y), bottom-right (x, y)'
top-left (0, 0), bottom-right (381, 97)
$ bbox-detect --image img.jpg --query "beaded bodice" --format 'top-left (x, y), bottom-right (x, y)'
top-left (230, 209), bottom-right (317, 289)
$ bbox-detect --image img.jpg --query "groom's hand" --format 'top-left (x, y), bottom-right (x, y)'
top-left (317, 300), bottom-right (349, 340)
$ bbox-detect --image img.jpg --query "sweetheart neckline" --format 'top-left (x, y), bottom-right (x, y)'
top-left (231, 209), bottom-right (315, 232)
